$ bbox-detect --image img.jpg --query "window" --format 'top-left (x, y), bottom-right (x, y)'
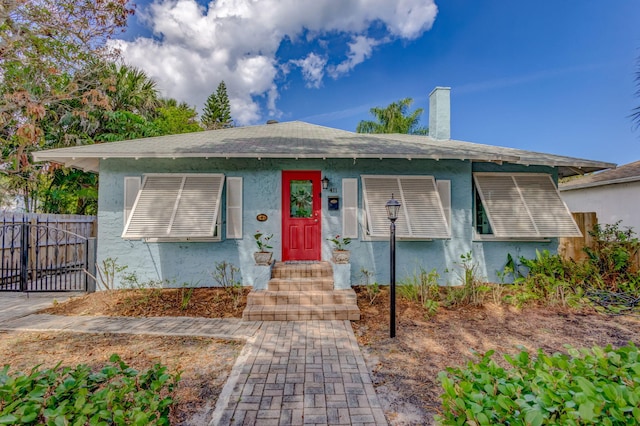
top-left (473, 172), bottom-right (581, 238)
top-left (122, 174), bottom-right (224, 241)
top-left (361, 175), bottom-right (450, 239)
top-left (289, 180), bottom-right (313, 218)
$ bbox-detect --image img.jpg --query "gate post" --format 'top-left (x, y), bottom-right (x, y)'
top-left (86, 237), bottom-right (97, 292)
top-left (20, 223), bottom-right (29, 292)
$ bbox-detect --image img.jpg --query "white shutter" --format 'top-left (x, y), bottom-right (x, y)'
top-left (437, 180), bottom-right (451, 230)
top-left (399, 177), bottom-right (450, 238)
top-left (514, 174), bottom-right (581, 237)
top-left (226, 177), bottom-right (243, 239)
top-left (474, 173), bottom-right (581, 238)
top-left (362, 176), bottom-right (403, 237)
top-left (171, 175), bottom-right (224, 237)
top-left (122, 174), bottom-right (224, 240)
top-left (123, 176), bottom-right (141, 225)
top-left (342, 178), bottom-right (358, 239)
top-left (123, 175), bottom-right (183, 238)
top-left (361, 175), bottom-right (450, 239)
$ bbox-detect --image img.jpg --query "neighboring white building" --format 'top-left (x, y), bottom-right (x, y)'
top-left (560, 160), bottom-right (640, 231)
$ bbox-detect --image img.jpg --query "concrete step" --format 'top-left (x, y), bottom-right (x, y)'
top-left (247, 289), bottom-right (357, 306)
top-left (242, 304), bottom-right (360, 321)
top-left (271, 262), bottom-right (333, 279)
top-left (267, 278), bottom-right (334, 292)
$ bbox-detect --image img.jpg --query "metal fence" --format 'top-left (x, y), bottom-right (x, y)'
top-left (0, 214), bottom-right (96, 292)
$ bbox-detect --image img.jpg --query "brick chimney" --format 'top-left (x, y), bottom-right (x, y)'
top-left (429, 87), bottom-right (451, 140)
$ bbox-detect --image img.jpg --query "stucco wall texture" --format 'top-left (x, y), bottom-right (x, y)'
top-left (97, 157), bottom-right (557, 288)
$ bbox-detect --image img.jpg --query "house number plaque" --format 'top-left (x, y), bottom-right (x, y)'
top-left (256, 214), bottom-right (268, 222)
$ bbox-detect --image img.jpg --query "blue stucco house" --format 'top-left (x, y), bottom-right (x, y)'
top-left (33, 87), bottom-right (614, 300)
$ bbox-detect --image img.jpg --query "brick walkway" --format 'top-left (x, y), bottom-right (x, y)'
top-left (2, 313), bottom-right (261, 340)
top-left (0, 296), bottom-right (387, 426)
top-left (211, 321), bottom-right (387, 425)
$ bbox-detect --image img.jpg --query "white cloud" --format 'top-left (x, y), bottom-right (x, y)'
top-left (110, 0), bottom-right (438, 125)
top-left (328, 36), bottom-right (380, 78)
top-left (291, 53), bottom-right (327, 88)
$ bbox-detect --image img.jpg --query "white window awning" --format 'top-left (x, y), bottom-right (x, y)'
top-left (122, 174), bottom-right (224, 240)
top-left (474, 172), bottom-right (582, 238)
top-left (361, 175), bottom-right (450, 239)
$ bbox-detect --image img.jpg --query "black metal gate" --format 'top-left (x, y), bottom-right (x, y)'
top-left (0, 222), bottom-right (96, 292)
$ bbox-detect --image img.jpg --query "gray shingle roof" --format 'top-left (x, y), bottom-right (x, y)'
top-left (560, 160), bottom-right (640, 191)
top-left (32, 120), bottom-right (614, 177)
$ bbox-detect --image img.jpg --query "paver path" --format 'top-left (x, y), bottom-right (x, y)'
top-left (0, 292), bottom-right (81, 322)
top-left (211, 320), bottom-right (387, 425)
top-left (0, 297), bottom-right (387, 425)
top-left (2, 313), bottom-right (262, 340)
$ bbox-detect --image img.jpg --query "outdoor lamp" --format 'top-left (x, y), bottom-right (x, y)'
top-left (386, 193), bottom-right (401, 338)
top-left (385, 194), bottom-right (401, 221)
top-left (321, 176), bottom-right (330, 190)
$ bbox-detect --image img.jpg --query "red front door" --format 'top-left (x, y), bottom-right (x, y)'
top-left (282, 171), bottom-right (321, 261)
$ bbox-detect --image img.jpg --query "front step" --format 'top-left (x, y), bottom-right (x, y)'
top-left (242, 261), bottom-right (360, 321)
top-left (247, 289), bottom-right (357, 306)
top-left (270, 262), bottom-right (333, 279)
top-left (243, 304), bottom-right (360, 321)
top-left (268, 278), bottom-right (334, 292)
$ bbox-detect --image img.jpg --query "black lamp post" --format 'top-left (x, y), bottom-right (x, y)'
top-left (385, 193), bottom-right (401, 338)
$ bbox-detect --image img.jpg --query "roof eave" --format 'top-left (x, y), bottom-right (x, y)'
top-left (32, 151), bottom-right (519, 162)
top-left (32, 151), bottom-right (614, 177)
top-left (560, 175), bottom-right (640, 191)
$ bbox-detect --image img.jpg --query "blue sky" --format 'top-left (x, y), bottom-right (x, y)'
top-left (114, 1), bottom-right (640, 165)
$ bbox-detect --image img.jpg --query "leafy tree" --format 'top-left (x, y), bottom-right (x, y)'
top-left (0, 0), bottom-right (134, 211)
top-left (356, 98), bottom-right (428, 135)
top-left (201, 81), bottom-right (233, 130)
top-left (153, 99), bottom-right (203, 135)
top-left (94, 111), bottom-right (161, 142)
top-left (39, 167), bottom-right (98, 215)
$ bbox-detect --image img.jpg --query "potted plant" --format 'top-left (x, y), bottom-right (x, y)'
top-left (253, 231), bottom-right (273, 265)
top-left (327, 235), bottom-right (351, 264)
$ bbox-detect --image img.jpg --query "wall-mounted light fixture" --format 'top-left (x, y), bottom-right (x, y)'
top-left (321, 176), bottom-right (330, 190)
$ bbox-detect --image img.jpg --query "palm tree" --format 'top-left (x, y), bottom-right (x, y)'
top-left (104, 63), bottom-right (160, 118)
top-left (356, 98), bottom-right (428, 135)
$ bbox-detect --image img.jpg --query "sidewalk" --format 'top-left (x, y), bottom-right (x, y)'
top-left (0, 295), bottom-right (387, 425)
top-left (0, 292), bottom-right (81, 322)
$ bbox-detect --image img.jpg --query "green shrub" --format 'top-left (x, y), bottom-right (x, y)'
top-left (398, 267), bottom-right (440, 315)
top-left (446, 253), bottom-right (490, 307)
top-left (360, 268), bottom-right (381, 305)
top-left (211, 261), bottom-right (243, 309)
top-left (0, 354), bottom-right (180, 425)
top-left (511, 225), bottom-right (640, 311)
top-left (437, 342), bottom-right (640, 425)
top-left (585, 222), bottom-right (640, 293)
top-left (510, 250), bottom-right (588, 308)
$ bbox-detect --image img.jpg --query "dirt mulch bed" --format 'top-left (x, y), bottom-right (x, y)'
top-left (41, 287), bottom-right (250, 318)
top-left (0, 331), bottom-right (241, 425)
top-left (4, 288), bottom-right (250, 424)
top-left (10, 285), bottom-right (640, 425)
top-left (352, 286), bottom-right (640, 425)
